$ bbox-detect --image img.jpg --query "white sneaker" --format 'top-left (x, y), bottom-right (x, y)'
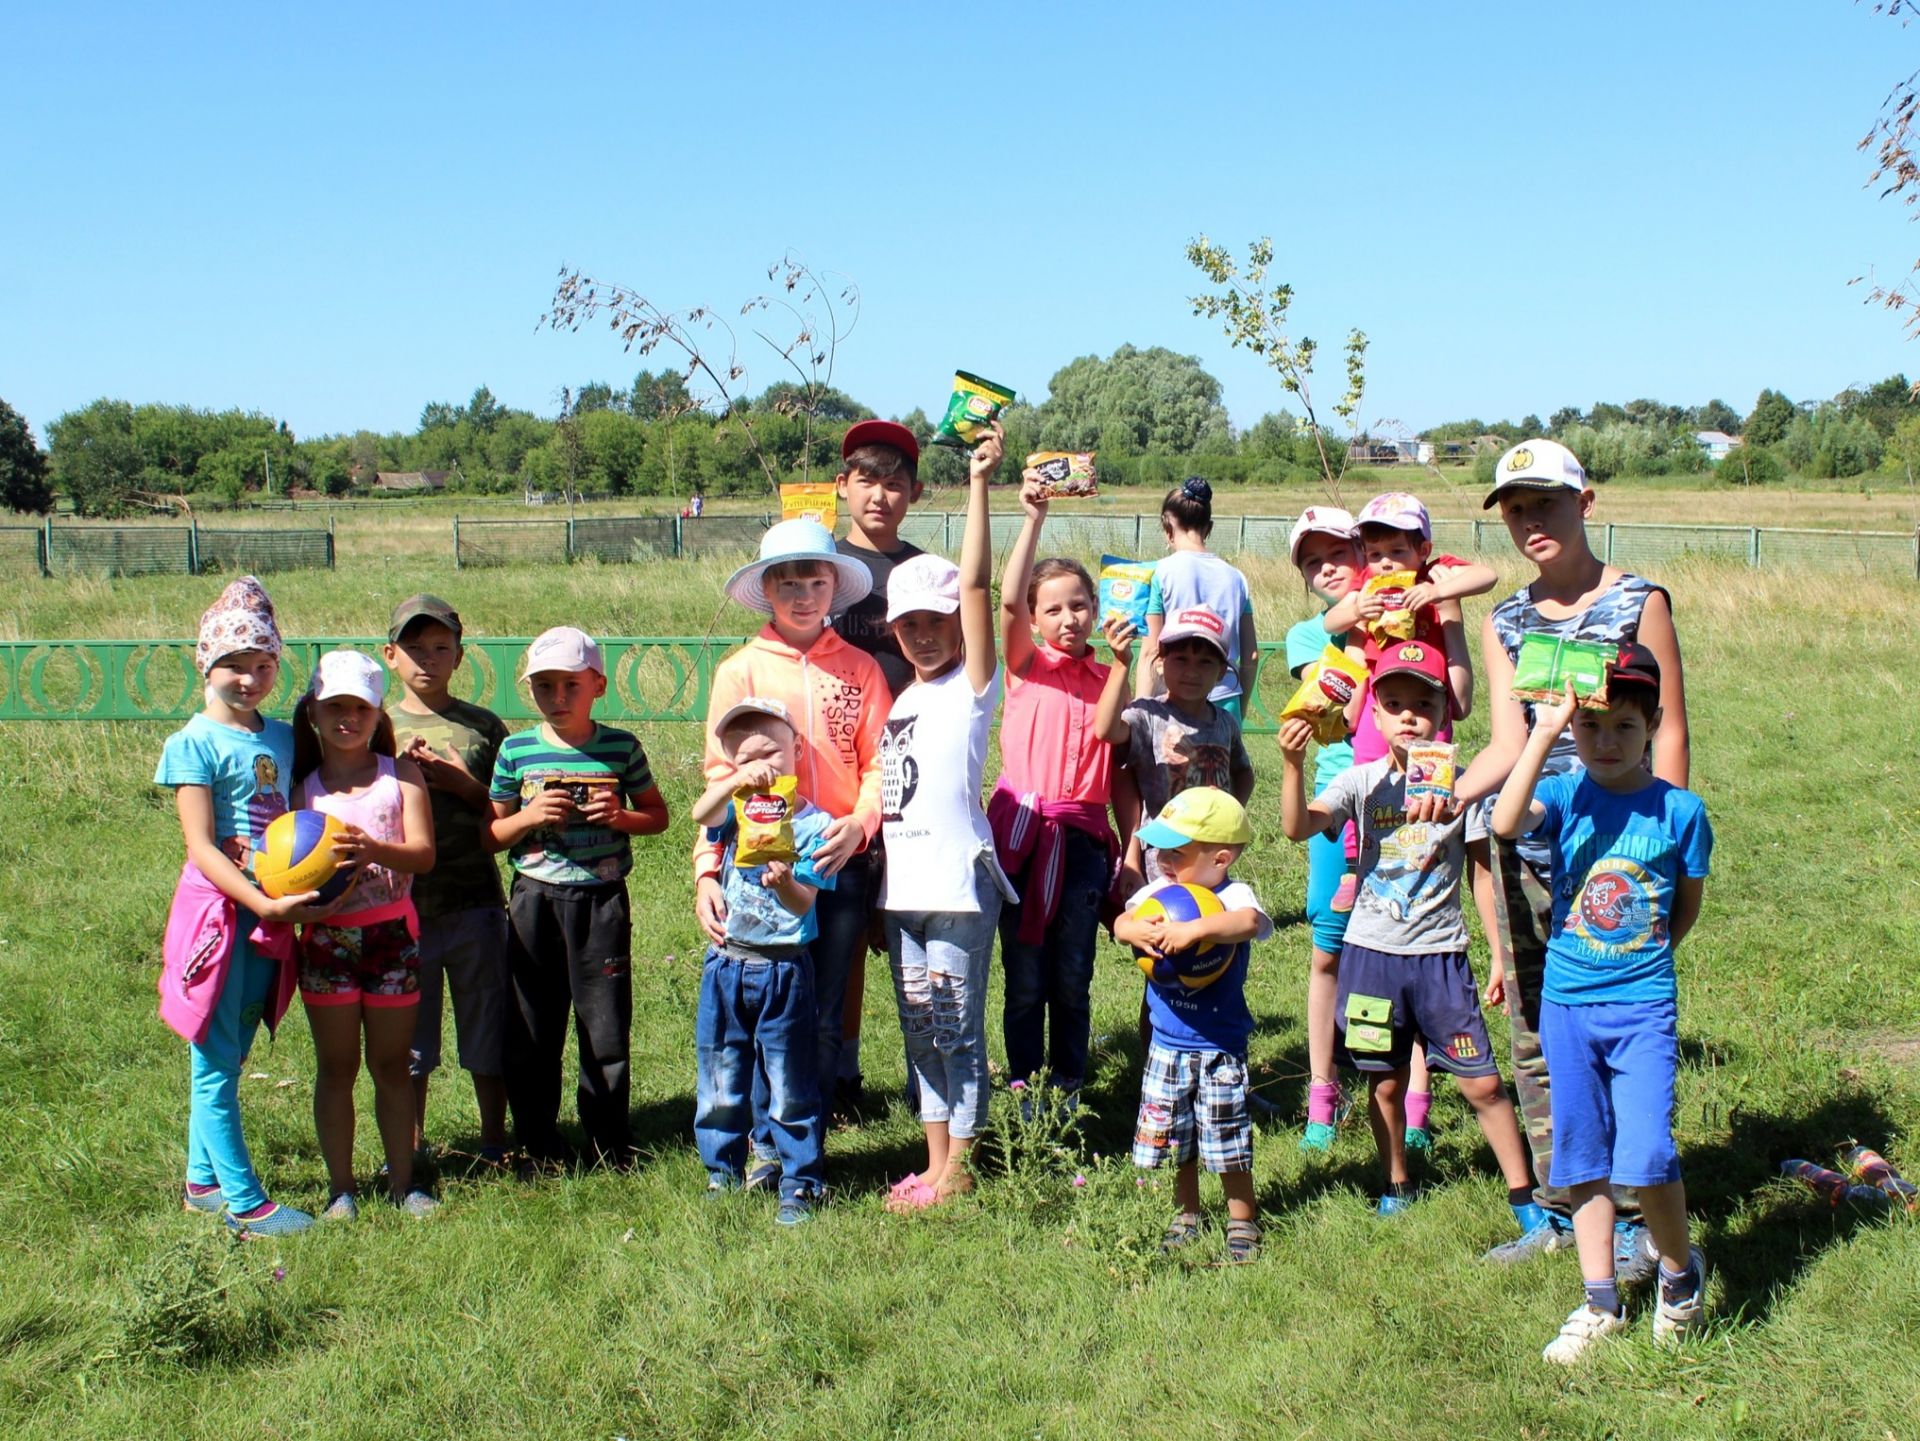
top-left (1542, 1304), bottom-right (1629, 1364)
top-left (1652, 1248), bottom-right (1707, 1345)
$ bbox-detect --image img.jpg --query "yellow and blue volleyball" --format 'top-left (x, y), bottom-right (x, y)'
top-left (254, 809), bottom-right (350, 902)
top-left (1131, 881), bottom-right (1233, 990)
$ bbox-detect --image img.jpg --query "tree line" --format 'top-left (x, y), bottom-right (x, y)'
top-left (2, 352), bottom-right (1913, 517)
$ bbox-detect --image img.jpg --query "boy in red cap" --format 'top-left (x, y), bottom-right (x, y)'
top-left (1279, 640), bottom-right (1539, 1226)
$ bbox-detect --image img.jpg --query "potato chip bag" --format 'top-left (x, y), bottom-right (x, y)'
top-left (1510, 633), bottom-right (1617, 709)
top-left (732, 775), bottom-right (799, 866)
top-left (1280, 645), bottom-right (1368, 744)
top-left (1028, 451), bottom-right (1099, 498)
top-left (930, 371), bottom-right (1015, 448)
top-left (1098, 555), bottom-right (1156, 632)
top-left (1362, 570), bottom-right (1420, 644)
top-left (1404, 742), bottom-right (1456, 803)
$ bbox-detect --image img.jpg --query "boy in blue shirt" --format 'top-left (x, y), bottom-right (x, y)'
top-left (1491, 642), bottom-right (1712, 1364)
top-left (689, 698), bottom-right (837, 1225)
top-left (1114, 788), bottom-right (1273, 1264)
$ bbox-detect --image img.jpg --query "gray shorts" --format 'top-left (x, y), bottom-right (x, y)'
top-left (409, 904), bottom-right (509, 1077)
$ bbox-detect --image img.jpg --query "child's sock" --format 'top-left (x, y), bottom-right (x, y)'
top-left (1307, 1082), bottom-right (1340, 1127)
top-left (1659, 1258), bottom-right (1701, 1304)
top-left (1404, 1089), bottom-right (1432, 1134)
top-left (185, 1181), bottom-right (220, 1198)
top-left (1583, 1278), bottom-right (1622, 1316)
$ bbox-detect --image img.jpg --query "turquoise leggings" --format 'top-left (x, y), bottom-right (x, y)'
top-left (1305, 822), bottom-right (1352, 956)
top-left (185, 939), bottom-right (277, 1212)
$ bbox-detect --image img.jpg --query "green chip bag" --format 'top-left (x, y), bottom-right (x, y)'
top-left (1510, 633), bottom-right (1618, 708)
top-left (930, 370), bottom-right (1015, 448)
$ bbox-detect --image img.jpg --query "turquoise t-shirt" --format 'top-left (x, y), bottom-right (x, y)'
top-left (1284, 613), bottom-right (1352, 795)
top-left (1533, 773), bottom-right (1713, 1005)
top-left (153, 713), bottom-right (294, 878)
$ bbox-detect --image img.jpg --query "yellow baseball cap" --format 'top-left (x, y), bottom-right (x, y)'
top-left (1135, 786), bottom-right (1253, 849)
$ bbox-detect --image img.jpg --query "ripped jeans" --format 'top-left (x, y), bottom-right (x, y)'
top-left (884, 876), bottom-right (1002, 1140)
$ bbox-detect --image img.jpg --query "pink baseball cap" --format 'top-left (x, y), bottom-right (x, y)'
top-left (1157, 605), bottom-right (1233, 666)
top-left (1287, 506), bottom-right (1358, 563)
top-left (1354, 492), bottom-right (1432, 540)
top-left (885, 553), bottom-right (961, 622)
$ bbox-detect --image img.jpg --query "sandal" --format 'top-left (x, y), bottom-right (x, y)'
top-left (885, 1179), bottom-right (939, 1214)
top-left (1160, 1210), bottom-right (1205, 1254)
top-left (1225, 1219), bottom-right (1262, 1264)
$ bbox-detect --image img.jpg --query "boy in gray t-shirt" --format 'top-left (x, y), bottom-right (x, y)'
top-left (1280, 640), bottom-right (1543, 1231)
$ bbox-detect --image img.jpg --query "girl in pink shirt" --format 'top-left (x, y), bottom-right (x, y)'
top-left (992, 473), bottom-right (1122, 1102)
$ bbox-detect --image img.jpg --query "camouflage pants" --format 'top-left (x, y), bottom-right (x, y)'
top-left (1491, 836), bottom-right (1643, 1224)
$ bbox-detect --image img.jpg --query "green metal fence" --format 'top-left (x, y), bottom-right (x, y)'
top-left (5, 521), bottom-right (336, 578)
top-left (451, 514), bottom-right (771, 567)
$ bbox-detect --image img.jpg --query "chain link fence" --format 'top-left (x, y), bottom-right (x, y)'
top-left (2, 522), bottom-right (335, 578)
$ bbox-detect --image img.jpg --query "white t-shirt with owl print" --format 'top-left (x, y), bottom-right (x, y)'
top-left (878, 664), bottom-right (1016, 914)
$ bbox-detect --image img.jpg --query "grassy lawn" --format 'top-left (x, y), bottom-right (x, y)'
top-left (1, 558), bottom-right (1916, 1439)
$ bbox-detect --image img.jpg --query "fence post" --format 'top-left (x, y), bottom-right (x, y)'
top-left (41, 516), bottom-right (51, 576)
top-left (453, 517), bottom-right (462, 570)
top-left (566, 517), bottom-right (577, 563)
top-left (188, 517), bottom-right (200, 575)
top-left (1134, 515), bottom-right (1143, 551)
top-left (673, 515), bottom-right (682, 559)
top-left (1238, 515), bottom-right (1248, 553)
top-left (1748, 527), bottom-right (1761, 568)
top-left (325, 530), bottom-right (336, 570)
top-left (1472, 519), bottom-right (1483, 552)
top-left (1604, 523), bottom-right (1615, 563)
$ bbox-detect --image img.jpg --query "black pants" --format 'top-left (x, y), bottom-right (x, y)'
top-left (503, 874), bottom-right (632, 1163)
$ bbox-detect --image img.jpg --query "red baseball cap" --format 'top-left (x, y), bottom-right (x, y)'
top-left (841, 419), bottom-right (920, 467)
top-left (1371, 639), bottom-right (1448, 692)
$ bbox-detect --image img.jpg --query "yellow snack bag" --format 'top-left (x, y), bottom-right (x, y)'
top-left (733, 775), bottom-right (799, 867)
top-left (1362, 570), bottom-right (1420, 644)
top-left (1027, 451), bottom-right (1099, 498)
top-left (1280, 646), bottom-right (1369, 744)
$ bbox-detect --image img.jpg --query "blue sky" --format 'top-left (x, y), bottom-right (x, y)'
top-left (5, 1), bottom-right (1918, 442)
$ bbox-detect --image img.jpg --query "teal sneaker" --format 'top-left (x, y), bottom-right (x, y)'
top-left (1298, 1121), bottom-right (1337, 1153)
top-left (775, 1196), bottom-right (813, 1227)
top-left (1376, 1192), bottom-right (1416, 1217)
top-left (224, 1201), bottom-right (315, 1239)
top-left (1403, 1125), bottom-right (1433, 1152)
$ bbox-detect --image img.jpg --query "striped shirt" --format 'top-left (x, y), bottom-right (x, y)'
top-left (489, 723), bottom-right (654, 887)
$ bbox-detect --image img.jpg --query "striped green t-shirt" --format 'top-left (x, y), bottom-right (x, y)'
top-left (489, 723), bottom-right (655, 887)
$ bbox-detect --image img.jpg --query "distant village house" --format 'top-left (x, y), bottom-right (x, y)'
top-left (370, 463), bottom-right (460, 492)
top-left (1693, 431), bottom-right (1741, 462)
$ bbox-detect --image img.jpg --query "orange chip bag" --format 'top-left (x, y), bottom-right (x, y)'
top-left (1280, 645), bottom-right (1369, 744)
top-left (733, 775), bottom-right (799, 867)
top-left (1362, 570), bottom-right (1420, 644)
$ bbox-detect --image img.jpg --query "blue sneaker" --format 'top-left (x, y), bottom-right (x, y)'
top-left (182, 1183), bottom-right (224, 1215)
top-left (1615, 1222), bottom-right (1659, 1287)
top-left (1484, 1209), bottom-right (1574, 1263)
top-left (775, 1196), bottom-right (814, 1227)
top-left (1403, 1125), bottom-right (1433, 1152)
top-left (224, 1201), bottom-right (316, 1239)
top-left (1376, 1192), bottom-right (1416, 1217)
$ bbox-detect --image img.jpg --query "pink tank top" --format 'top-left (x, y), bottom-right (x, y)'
top-left (300, 753), bottom-right (411, 916)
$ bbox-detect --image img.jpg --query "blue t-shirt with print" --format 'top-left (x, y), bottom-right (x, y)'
top-left (1533, 773), bottom-right (1712, 1005)
top-left (707, 800), bottom-right (837, 949)
top-left (153, 713), bottom-right (294, 878)
top-left (1136, 879), bottom-right (1273, 1053)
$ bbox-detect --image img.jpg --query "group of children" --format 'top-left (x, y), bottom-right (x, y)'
top-left (155, 429), bottom-right (1711, 1363)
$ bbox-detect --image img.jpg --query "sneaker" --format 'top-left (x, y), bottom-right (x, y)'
top-left (1651, 1248), bottom-right (1707, 1345)
top-left (1403, 1125), bottom-right (1432, 1152)
top-left (1330, 873), bottom-right (1358, 914)
top-left (1376, 1192), bottom-right (1416, 1217)
top-left (224, 1201), bottom-right (316, 1239)
top-left (743, 1157), bottom-right (782, 1193)
top-left (1542, 1303), bottom-right (1629, 1364)
top-left (1615, 1222), bottom-right (1659, 1288)
top-left (321, 1191), bottom-right (359, 1222)
top-left (1160, 1210), bottom-right (1206, 1254)
top-left (182, 1182), bottom-right (224, 1215)
top-left (396, 1189), bottom-right (440, 1219)
top-left (1484, 1211), bottom-right (1575, 1263)
top-left (476, 1145), bottom-right (510, 1169)
top-left (1298, 1121), bottom-right (1337, 1153)
top-left (775, 1196), bottom-right (813, 1227)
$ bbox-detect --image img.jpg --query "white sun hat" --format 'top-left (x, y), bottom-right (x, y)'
top-left (724, 518), bottom-right (874, 615)
top-left (884, 553), bottom-right (962, 622)
top-left (308, 648), bottom-right (386, 706)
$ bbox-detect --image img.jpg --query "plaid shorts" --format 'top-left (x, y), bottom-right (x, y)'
top-left (1132, 1040), bottom-right (1252, 1173)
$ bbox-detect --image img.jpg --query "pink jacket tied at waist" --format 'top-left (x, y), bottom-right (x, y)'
top-left (158, 861), bottom-right (297, 1046)
top-left (987, 782), bottom-right (1118, 946)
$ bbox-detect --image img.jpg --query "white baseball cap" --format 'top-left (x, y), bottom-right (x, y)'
top-left (1354, 491), bottom-right (1432, 540)
top-left (309, 648), bottom-right (386, 706)
top-left (520, 625), bottom-right (605, 679)
top-left (1287, 505), bottom-right (1358, 563)
top-left (1483, 438), bottom-right (1588, 509)
top-left (723, 518), bottom-right (875, 615)
top-left (884, 553), bottom-right (962, 622)
top-left (712, 695), bottom-right (795, 741)
top-left (1157, 605), bottom-right (1233, 666)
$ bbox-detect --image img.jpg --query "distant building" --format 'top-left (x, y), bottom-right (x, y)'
top-left (1694, 431), bottom-right (1741, 462)
top-left (371, 465), bottom-right (457, 492)
top-left (1347, 438), bottom-right (1435, 465)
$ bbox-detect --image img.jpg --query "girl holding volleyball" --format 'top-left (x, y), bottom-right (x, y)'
top-left (292, 649), bottom-right (437, 1218)
top-left (156, 577), bottom-right (336, 1237)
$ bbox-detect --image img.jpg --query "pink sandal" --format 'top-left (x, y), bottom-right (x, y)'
top-left (885, 1175), bottom-right (939, 1212)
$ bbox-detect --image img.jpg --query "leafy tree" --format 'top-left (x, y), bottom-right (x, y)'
top-left (572, 381), bottom-right (619, 415)
top-left (1744, 389), bottom-right (1797, 447)
top-left (1688, 399), bottom-right (1742, 435)
top-left (1780, 406), bottom-right (1883, 477)
top-left (47, 399), bottom-right (142, 515)
top-left (1519, 413), bottom-right (1544, 436)
top-left (466, 385), bottom-right (505, 433)
top-left (1034, 344), bottom-right (1233, 456)
top-left (1548, 406), bottom-right (1583, 434)
top-left (1834, 373), bottom-right (1912, 437)
top-left (419, 401), bottom-right (460, 431)
top-left (1723, 444), bottom-right (1785, 486)
top-left (629, 368), bottom-right (694, 421)
top-left (0, 398), bottom-right (53, 513)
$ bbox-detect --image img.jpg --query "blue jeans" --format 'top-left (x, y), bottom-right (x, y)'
top-left (751, 849), bottom-right (873, 1160)
top-left (885, 872), bottom-right (1002, 1140)
top-left (186, 936), bottom-right (277, 1213)
top-left (1000, 827), bottom-right (1106, 1090)
top-left (697, 948), bottom-right (824, 1201)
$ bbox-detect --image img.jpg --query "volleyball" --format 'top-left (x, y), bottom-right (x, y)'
top-left (254, 809), bottom-right (351, 903)
top-left (1131, 881), bottom-right (1233, 990)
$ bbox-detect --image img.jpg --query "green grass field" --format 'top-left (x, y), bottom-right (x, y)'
top-left (2, 552), bottom-right (1917, 1440)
